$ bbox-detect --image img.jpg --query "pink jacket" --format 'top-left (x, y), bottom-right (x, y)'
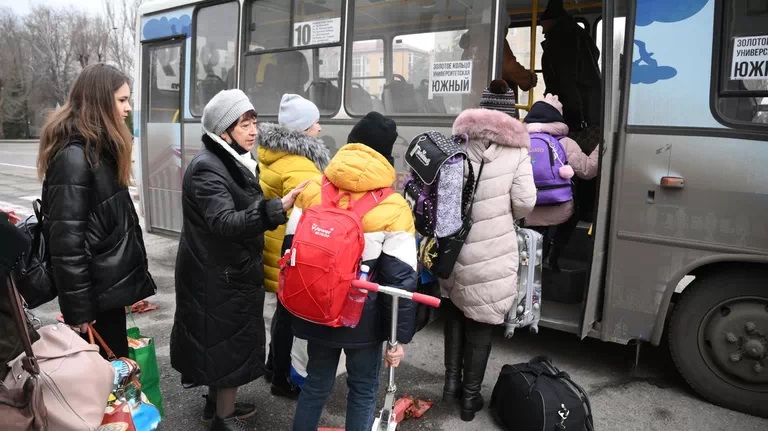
top-left (440, 108), bottom-right (537, 325)
top-left (525, 121), bottom-right (599, 227)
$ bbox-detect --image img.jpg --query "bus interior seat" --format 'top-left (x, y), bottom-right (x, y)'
top-left (416, 79), bottom-right (447, 114)
top-left (382, 74), bottom-right (419, 113)
top-left (247, 63), bottom-right (283, 110)
top-left (308, 79), bottom-right (340, 113)
top-left (347, 81), bottom-right (374, 114)
top-left (274, 50), bottom-right (310, 97)
top-left (197, 46), bottom-right (227, 106)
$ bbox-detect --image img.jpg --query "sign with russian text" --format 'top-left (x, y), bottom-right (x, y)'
top-left (429, 60), bottom-right (472, 98)
top-left (293, 18), bottom-right (341, 47)
top-left (730, 35), bottom-right (768, 80)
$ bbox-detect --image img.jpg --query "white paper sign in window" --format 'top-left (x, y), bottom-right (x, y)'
top-left (730, 35), bottom-right (768, 80)
top-left (429, 60), bottom-right (472, 98)
top-left (293, 17), bottom-right (341, 47)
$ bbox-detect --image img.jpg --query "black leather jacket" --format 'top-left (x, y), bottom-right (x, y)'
top-left (44, 139), bottom-right (156, 325)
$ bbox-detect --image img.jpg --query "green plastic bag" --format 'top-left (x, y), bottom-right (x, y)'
top-left (127, 316), bottom-right (164, 417)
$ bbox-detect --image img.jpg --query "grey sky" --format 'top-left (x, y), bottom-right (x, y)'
top-left (3, 0), bottom-right (108, 16)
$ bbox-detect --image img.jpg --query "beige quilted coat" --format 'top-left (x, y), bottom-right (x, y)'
top-left (440, 108), bottom-right (537, 325)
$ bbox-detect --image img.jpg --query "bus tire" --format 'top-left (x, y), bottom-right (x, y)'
top-left (668, 269), bottom-right (768, 418)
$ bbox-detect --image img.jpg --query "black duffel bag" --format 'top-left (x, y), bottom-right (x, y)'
top-left (490, 356), bottom-right (594, 431)
top-left (13, 199), bottom-right (57, 308)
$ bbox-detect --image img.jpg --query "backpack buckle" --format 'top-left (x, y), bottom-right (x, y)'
top-left (557, 403), bottom-right (570, 429)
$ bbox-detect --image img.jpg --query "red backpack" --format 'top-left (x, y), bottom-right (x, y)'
top-left (278, 177), bottom-right (393, 327)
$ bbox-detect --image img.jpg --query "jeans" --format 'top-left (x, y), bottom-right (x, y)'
top-left (292, 342), bottom-right (383, 431)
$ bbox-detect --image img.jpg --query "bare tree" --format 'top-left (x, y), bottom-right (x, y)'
top-left (0, 8), bottom-right (34, 138)
top-left (104, 0), bottom-right (145, 79)
top-left (25, 5), bottom-right (80, 107)
top-left (72, 12), bottom-right (110, 68)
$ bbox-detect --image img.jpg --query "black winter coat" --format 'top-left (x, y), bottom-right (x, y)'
top-left (541, 15), bottom-right (602, 130)
top-left (170, 134), bottom-right (287, 388)
top-left (44, 140), bottom-right (156, 325)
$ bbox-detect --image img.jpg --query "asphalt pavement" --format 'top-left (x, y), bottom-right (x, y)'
top-left (3, 141), bottom-right (768, 431)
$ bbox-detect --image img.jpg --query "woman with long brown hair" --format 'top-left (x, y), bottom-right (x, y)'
top-left (37, 63), bottom-right (156, 358)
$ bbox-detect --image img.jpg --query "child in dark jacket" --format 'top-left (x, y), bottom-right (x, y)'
top-left (285, 112), bottom-right (418, 431)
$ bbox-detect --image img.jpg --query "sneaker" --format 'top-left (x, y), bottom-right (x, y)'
top-left (201, 395), bottom-right (257, 423)
top-left (209, 414), bottom-right (250, 431)
top-left (270, 374), bottom-right (301, 400)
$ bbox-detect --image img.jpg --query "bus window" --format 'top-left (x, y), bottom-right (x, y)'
top-left (192, 1), bottom-right (239, 115)
top-left (506, 23), bottom-right (544, 116)
top-left (714, 0), bottom-right (768, 126)
top-left (595, 17), bottom-right (626, 72)
top-left (243, 0), bottom-right (343, 115)
top-left (349, 40), bottom-right (386, 114)
top-left (346, 0), bottom-right (495, 116)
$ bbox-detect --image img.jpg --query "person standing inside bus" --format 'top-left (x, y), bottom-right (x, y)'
top-left (524, 94), bottom-right (599, 269)
top-left (170, 89), bottom-right (308, 431)
top-left (442, 79), bottom-right (537, 422)
top-left (258, 93), bottom-right (330, 400)
top-left (287, 112), bottom-right (417, 431)
top-left (539, 0), bottom-right (601, 136)
top-left (36, 63), bottom-right (157, 358)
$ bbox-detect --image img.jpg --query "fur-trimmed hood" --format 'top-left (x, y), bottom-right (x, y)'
top-left (452, 108), bottom-right (530, 149)
top-left (256, 122), bottom-right (330, 171)
top-left (526, 121), bottom-right (570, 137)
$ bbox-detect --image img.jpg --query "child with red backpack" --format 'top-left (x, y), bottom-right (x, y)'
top-left (280, 112), bottom-right (418, 431)
top-left (524, 94), bottom-right (599, 269)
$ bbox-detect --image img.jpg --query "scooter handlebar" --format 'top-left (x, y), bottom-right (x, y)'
top-left (351, 280), bottom-right (441, 308)
top-left (412, 292), bottom-right (441, 308)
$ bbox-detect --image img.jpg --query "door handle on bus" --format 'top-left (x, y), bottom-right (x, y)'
top-left (660, 176), bottom-right (685, 189)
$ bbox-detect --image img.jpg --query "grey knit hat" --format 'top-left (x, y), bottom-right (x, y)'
top-left (202, 89), bottom-right (255, 136)
top-left (279, 94), bottom-right (320, 132)
top-left (479, 79), bottom-right (517, 117)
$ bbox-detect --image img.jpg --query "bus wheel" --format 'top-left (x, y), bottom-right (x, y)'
top-left (669, 270), bottom-right (768, 418)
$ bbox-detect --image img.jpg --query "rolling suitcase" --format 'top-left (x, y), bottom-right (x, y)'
top-left (504, 226), bottom-right (543, 337)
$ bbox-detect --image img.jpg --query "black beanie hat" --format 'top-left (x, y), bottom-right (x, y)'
top-left (540, 0), bottom-right (568, 21)
top-left (348, 111), bottom-right (398, 165)
top-left (525, 100), bottom-right (565, 124)
top-left (0, 212), bottom-right (29, 274)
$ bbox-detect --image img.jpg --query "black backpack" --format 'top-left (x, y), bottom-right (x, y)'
top-left (13, 198), bottom-right (57, 309)
top-left (490, 357), bottom-right (594, 431)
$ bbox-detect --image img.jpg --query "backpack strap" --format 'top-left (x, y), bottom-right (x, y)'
top-left (321, 176), bottom-right (394, 218)
top-left (351, 187), bottom-right (394, 219)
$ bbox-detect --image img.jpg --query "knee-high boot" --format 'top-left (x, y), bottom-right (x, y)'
top-left (442, 300), bottom-right (464, 402)
top-left (460, 319), bottom-right (493, 422)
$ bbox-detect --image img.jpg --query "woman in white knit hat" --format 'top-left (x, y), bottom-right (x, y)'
top-left (258, 93), bottom-right (330, 400)
top-left (170, 89), bottom-right (308, 431)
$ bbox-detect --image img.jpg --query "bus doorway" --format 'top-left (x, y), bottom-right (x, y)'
top-left (140, 38), bottom-right (185, 233)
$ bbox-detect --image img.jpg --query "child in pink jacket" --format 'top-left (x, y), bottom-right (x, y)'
top-left (524, 94), bottom-right (599, 269)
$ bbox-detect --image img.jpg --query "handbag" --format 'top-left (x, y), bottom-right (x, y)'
top-left (0, 274), bottom-right (47, 431)
top-left (419, 160), bottom-right (485, 279)
top-left (4, 322), bottom-right (115, 431)
top-left (13, 199), bottom-right (57, 309)
top-left (126, 312), bottom-right (164, 417)
top-left (91, 327), bottom-right (161, 431)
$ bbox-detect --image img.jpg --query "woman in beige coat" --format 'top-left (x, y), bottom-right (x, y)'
top-left (440, 80), bottom-right (537, 422)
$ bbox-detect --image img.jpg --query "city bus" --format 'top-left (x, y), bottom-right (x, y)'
top-left (133, 0), bottom-right (768, 417)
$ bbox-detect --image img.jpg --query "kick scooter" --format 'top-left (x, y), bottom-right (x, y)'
top-left (350, 279), bottom-right (442, 431)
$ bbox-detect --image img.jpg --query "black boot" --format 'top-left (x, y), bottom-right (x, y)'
top-left (460, 320), bottom-right (493, 422)
top-left (443, 301), bottom-right (464, 402)
top-left (270, 372), bottom-right (301, 400)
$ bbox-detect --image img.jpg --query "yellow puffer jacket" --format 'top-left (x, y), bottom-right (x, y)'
top-left (257, 122), bottom-right (330, 292)
top-left (284, 144), bottom-right (418, 348)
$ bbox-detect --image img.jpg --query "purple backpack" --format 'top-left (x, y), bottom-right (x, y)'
top-left (529, 132), bottom-right (573, 205)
